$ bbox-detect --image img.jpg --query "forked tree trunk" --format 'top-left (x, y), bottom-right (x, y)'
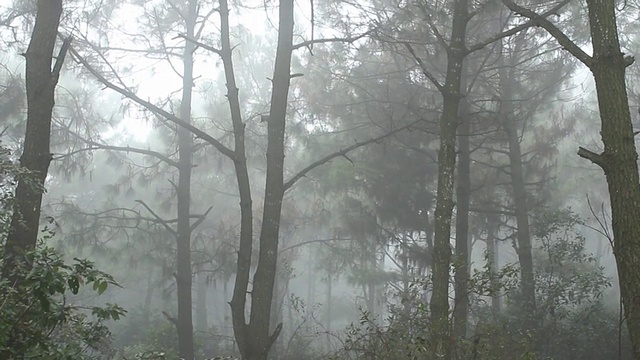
top-left (229, 0), bottom-right (294, 358)
top-left (244, 0), bottom-right (293, 354)
top-left (2, 0), bottom-right (66, 279)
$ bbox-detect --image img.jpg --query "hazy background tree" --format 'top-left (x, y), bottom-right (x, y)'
top-left (2, 0), bottom-right (639, 359)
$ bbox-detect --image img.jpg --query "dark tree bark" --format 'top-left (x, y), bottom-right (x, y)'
top-left (427, 0), bottom-right (469, 356)
top-left (69, 1), bottom-right (410, 357)
top-left (405, 2), bottom-right (567, 354)
top-left (220, 0), bottom-right (255, 354)
top-left (225, 0), bottom-right (292, 357)
top-left (2, 0), bottom-right (68, 279)
top-left (502, 0), bottom-right (640, 356)
top-left (243, 0), bottom-right (293, 356)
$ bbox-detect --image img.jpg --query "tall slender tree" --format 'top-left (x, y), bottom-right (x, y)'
top-left (174, 0), bottom-right (197, 357)
top-left (402, 1), bottom-right (571, 354)
top-left (502, 0), bottom-right (640, 356)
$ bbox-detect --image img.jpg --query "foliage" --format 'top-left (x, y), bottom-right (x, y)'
top-left (111, 308), bottom-right (179, 360)
top-left (468, 208), bottom-right (624, 359)
top-left (333, 304), bottom-right (431, 359)
top-left (332, 209), bottom-right (629, 359)
top-left (1, 142), bottom-right (125, 359)
top-left (0, 244), bottom-right (125, 359)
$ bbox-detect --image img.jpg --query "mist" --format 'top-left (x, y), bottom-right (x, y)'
top-left (1, 0), bottom-right (639, 359)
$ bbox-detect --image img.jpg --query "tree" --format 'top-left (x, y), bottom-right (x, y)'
top-left (502, 0), bottom-right (640, 356)
top-left (53, 1), bottom-right (206, 357)
top-left (0, 245), bottom-right (125, 359)
top-left (70, 0), bottom-right (397, 356)
top-left (2, 0), bottom-right (71, 279)
top-left (174, 1), bottom-right (197, 357)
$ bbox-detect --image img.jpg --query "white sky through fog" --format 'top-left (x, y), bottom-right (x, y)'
top-left (88, 0), bottom-right (319, 143)
top-left (0, 0), bottom-right (319, 143)
top-left (1, 0), bottom-right (623, 144)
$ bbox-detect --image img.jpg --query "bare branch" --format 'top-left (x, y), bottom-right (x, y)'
top-left (67, 33), bottom-right (135, 91)
top-left (268, 323), bottom-right (283, 350)
top-left (74, 206), bottom-right (200, 226)
top-left (279, 237), bottom-right (354, 254)
top-left (577, 146), bottom-right (606, 169)
top-left (98, 144), bottom-right (179, 166)
top-left (501, 0), bottom-right (592, 67)
top-left (190, 206), bottom-right (213, 231)
top-left (284, 120), bottom-right (421, 191)
top-left (469, 0), bottom-right (572, 54)
top-left (624, 55), bottom-right (635, 67)
top-left (135, 200), bottom-right (177, 237)
top-left (52, 35), bottom-right (73, 82)
top-left (292, 29), bottom-right (373, 51)
top-left (585, 194), bottom-right (613, 247)
top-left (403, 42), bottom-right (444, 92)
top-left (176, 33), bottom-right (222, 55)
top-left (56, 130), bottom-right (180, 167)
top-left (427, 21), bottom-right (449, 50)
top-left (69, 46), bottom-right (237, 161)
top-left (162, 311), bottom-right (178, 326)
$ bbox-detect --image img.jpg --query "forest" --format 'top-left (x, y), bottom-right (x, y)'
top-left (1, 0), bottom-right (640, 359)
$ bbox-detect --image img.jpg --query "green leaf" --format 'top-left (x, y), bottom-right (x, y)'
top-left (67, 276), bottom-right (79, 294)
top-left (97, 280), bottom-right (108, 295)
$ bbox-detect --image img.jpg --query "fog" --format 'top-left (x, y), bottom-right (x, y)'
top-left (1, 0), bottom-right (640, 359)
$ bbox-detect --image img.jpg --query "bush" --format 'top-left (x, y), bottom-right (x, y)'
top-left (0, 245), bottom-right (125, 359)
top-left (331, 208), bottom-right (631, 359)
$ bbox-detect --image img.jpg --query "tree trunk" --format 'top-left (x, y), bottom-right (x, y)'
top-left (581, 0), bottom-right (640, 356)
top-left (401, 243), bottom-right (411, 320)
top-left (497, 41), bottom-right (536, 328)
top-left (0, 2), bottom-right (68, 356)
top-left (453, 75), bottom-right (471, 340)
top-left (143, 271), bottom-right (156, 320)
top-left (501, 1), bottom-right (640, 354)
top-left (325, 272), bottom-right (333, 349)
top-left (269, 255), bottom-right (289, 358)
top-left (228, 0), bottom-right (293, 358)
top-left (196, 265), bottom-right (208, 333)
top-left (429, 0), bottom-right (469, 356)
top-left (245, 0), bottom-right (293, 356)
top-left (2, 0), bottom-right (65, 280)
top-left (220, 0), bottom-right (255, 355)
top-left (175, 1), bottom-right (197, 358)
top-left (486, 214), bottom-right (501, 317)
